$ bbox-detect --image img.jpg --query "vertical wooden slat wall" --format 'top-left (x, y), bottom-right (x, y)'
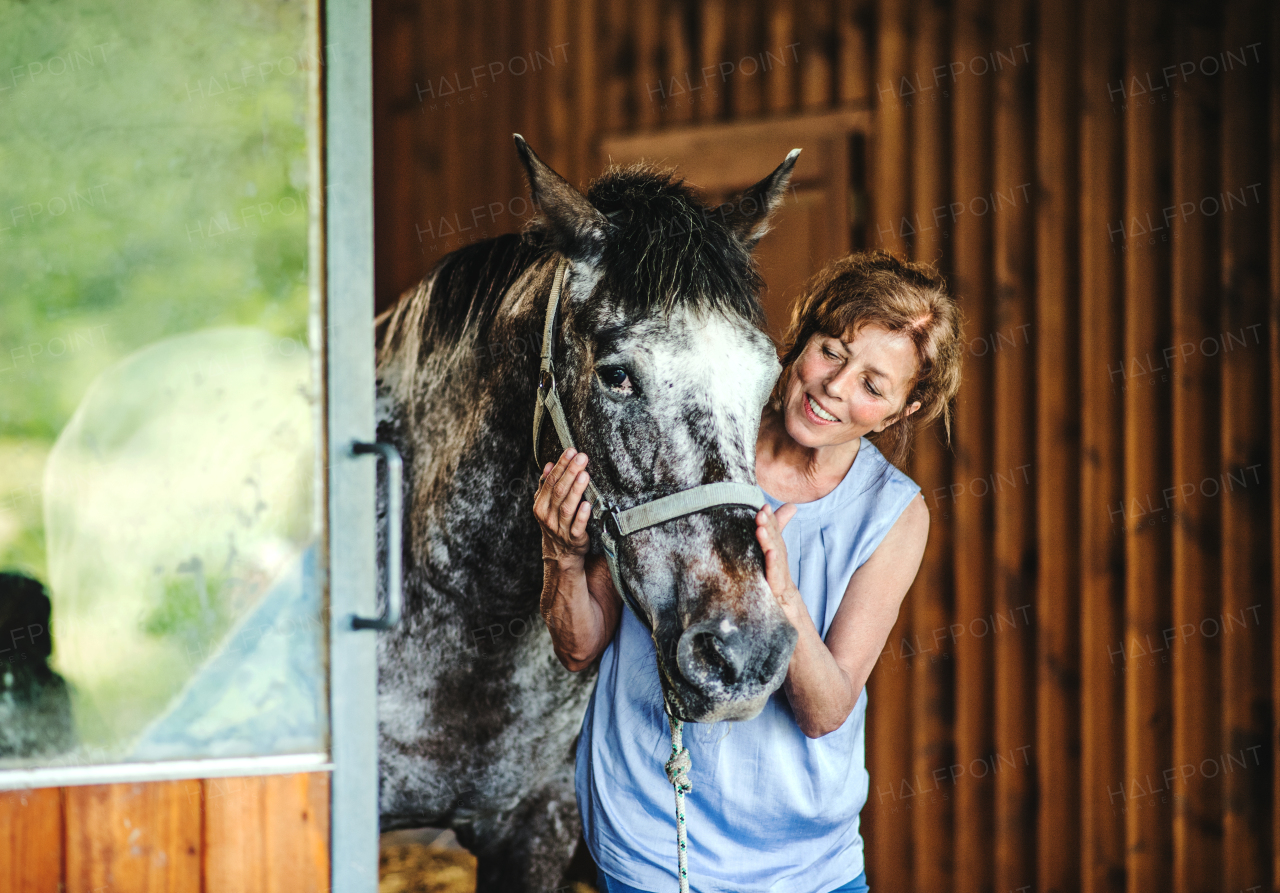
top-left (371, 1), bottom-right (1278, 890)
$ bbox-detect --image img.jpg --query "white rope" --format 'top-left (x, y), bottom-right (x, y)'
top-left (664, 713), bottom-right (692, 893)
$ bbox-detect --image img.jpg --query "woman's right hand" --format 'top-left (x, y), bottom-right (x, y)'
top-left (533, 448), bottom-right (593, 565)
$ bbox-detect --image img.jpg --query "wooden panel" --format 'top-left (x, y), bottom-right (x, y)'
top-left (662, 0), bottom-right (695, 127)
top-left (863, 0), bottom-right (914, 886)
top-left (1169, 4), bottom-right (1224, 891)
top-left (1272, 7), bottom-right (1280, 888)
top-left (0, 788), bottom-right (63, 893)
top-left (907, 0), bottom-right (954, 889)
top-left (766, 0), bottom-right (797, 114)
top-left (696, 0), bottom-right (730, 122)
top-left (64, 781), bottom-right (201, 893)
top-left (992, 0), bottom-right (1037, 887)
top-left (634, 0), bottom-right (661, 131)
top-left (1078, 0), bottom-right (1127, 889)
top-left (372, 0), bottom-right (427, 302)
top-left (950, 0), bottom-right (996, 887)
top-left (836, 0), bottom-right (874, 107)
top-left (600, 0), bottom-right (631, 136)
top-left (801, 0), bottom-right (834, 111)
top-left (1122, 0), bottom-right (1174, 889)
top-left (1220, 0), bottom-right (1273, 888)
top-left (204, 773), bottom-right (330, 893)
top-left (1033, 2), bottom-right (1081, 890)
top-left (728, 1), bottom-right (763, 118)
top-left (571, 0), bottom-right (598, 184)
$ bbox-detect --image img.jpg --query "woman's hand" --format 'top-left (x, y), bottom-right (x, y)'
top-left (756, 503), bottom-right (805, 626)
top-left (534, 448), bottom-right (593, 566)
top-left (533, 448), bottom-right (622, 671)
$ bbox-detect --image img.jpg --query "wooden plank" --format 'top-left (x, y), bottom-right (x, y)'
top-left (0, 788), bottom-right (63, 893)
top-left (1034, 2), bottom-right (1082, 890)
top-left (1169, 5), bottom-right (1224, 891)
top-left (204, 773), bottom-right (330, 893)
top-left (1121, 0), bottom-right (1175, 889)
top-left (544, 0), bottom-right (575, 175)
top-left (663, 0), bottom-right (695, 127)
top-left (1078, 0), bottom-right (1127, 889)
top-left (766, 0), bottom-right (797, 114)
top-left (371, 0), bottom-right (419, 306)
top-left (836, 0), bottom-right (874, 107)
top-left (1219, 1), bottom-right (1272, 888)
top-left (571, 0), bottom-right (597, 186)
top-left (993, 0), bottom-right (1037, 887)
top-left (949, 0), bottom-right (997, 887)
top-left (728, 0), bottom-right (763, 118)
top-left (1272, 6), bottom-right (1280, 888)
top-left (64, 782), bottom-right (201, 893)
top-left (634, 0), bottom-right (661, 131)
top-left (801, 0), bottom-right (835, 111)
top-left (908, 0), bottom-right (954, 888)
top-left (862, 0), bottom-right (914, 885)
top-left (491, 0), bottom-right (519, 215)
top-left (599, 0), bottom-right (632, 135)
top-left (696, 0), bottom-right (730, 123)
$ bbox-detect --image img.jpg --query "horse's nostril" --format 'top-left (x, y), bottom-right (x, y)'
top-left (677, 621), bottom-right (749, 689)
top-left (692, 632), bottom-right (739, 685)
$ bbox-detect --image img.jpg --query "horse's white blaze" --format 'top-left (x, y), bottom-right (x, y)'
top-left (648, 307), bottom-right (779, 481)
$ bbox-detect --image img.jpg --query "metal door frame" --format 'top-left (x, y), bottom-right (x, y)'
top-left (324, 1), bottom-right (382, 889)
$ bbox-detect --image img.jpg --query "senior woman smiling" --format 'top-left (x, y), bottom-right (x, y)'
top-left (535, 251), bottom-right (964, 893)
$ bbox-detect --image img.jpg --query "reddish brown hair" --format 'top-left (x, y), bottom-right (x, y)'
top-left (771, 250), bottom-right (965, 466)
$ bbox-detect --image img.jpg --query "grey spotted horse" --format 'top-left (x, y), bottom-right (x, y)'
top-left (374, 136), bottom-right (800, 892)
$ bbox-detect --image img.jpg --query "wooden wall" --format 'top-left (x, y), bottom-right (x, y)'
top-left (373, 1), bottom-right (1279, 891)
top-left (0, 773), bottom-right (329, 892)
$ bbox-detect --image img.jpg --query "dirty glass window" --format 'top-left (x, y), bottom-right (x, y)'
top-left (0, 0), bottom-right (326, 770)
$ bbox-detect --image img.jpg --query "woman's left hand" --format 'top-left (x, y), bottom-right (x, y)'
top-left (756, 504), bottom-right (806, 626)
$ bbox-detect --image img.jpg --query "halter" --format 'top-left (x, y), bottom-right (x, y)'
top-left (533, 257), bottom-right (768, 624)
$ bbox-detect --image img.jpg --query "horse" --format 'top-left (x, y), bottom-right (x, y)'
top-left (374, 136), bottom-right (800, 892)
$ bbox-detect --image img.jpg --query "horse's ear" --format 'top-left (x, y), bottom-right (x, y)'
top-left (514, 134), bottom-right (609, 264)
top-left (721, 149), bottom-right (802, 249)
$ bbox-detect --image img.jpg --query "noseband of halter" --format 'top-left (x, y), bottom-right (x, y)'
top-left (533, 257), bottom-right (768, 626)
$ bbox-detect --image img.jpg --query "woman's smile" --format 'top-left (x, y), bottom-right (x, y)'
top-left (803, 393), bottom-right (840, 424)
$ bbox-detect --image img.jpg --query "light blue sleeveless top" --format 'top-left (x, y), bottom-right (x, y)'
top-left (576, 436), bottom-right (921, 893)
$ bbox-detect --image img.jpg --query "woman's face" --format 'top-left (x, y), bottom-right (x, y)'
top-left (781, 324), bottom-right (923, 449)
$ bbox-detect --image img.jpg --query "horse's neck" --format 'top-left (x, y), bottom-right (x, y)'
top-left (391, 262), bottom-right (550, 618)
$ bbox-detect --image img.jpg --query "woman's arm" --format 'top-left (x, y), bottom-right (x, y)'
top-left (534, 449), bottom-right (623, 671)
top-left (757, 495), bottom-right (930, 737)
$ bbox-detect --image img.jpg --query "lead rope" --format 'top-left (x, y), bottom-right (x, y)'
top-left (664, 713), bottom-right (693, 893)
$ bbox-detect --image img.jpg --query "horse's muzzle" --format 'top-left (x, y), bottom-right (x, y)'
top-left (670, 613), bottom-right (797, 722)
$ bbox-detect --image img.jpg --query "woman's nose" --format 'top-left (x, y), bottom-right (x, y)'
top-left (824, 366), bottom-right (856, 399)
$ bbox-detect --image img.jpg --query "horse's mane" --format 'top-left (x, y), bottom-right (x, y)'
top-left (380, 164), bottom-right (765, 364)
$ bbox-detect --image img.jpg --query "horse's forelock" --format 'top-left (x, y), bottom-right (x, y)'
top-left (577, 166), bottom-right (765, 328)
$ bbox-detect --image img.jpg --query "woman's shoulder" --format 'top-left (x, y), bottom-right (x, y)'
top-left (846, 437), bottom-right (921, 503)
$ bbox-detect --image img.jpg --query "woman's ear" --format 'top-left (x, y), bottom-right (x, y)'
top-left (874, 400), bottom-right (922, 432)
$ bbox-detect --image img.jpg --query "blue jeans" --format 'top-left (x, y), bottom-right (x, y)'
top-left (596, 868), bottom-right (870, 893)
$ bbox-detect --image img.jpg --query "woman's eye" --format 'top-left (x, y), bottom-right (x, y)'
top-left (864, 379), bottom-right (881, 397)
top-left (821, 346), bottom-right (838, 359)
top-left (598, 365), bottom-right (631, 391)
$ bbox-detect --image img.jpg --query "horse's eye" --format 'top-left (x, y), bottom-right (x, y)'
top-left (598, 365), bottom-right (631, 391)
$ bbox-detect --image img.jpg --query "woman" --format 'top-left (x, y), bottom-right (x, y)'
top-left (535, 251), bottom-right (964, 893)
